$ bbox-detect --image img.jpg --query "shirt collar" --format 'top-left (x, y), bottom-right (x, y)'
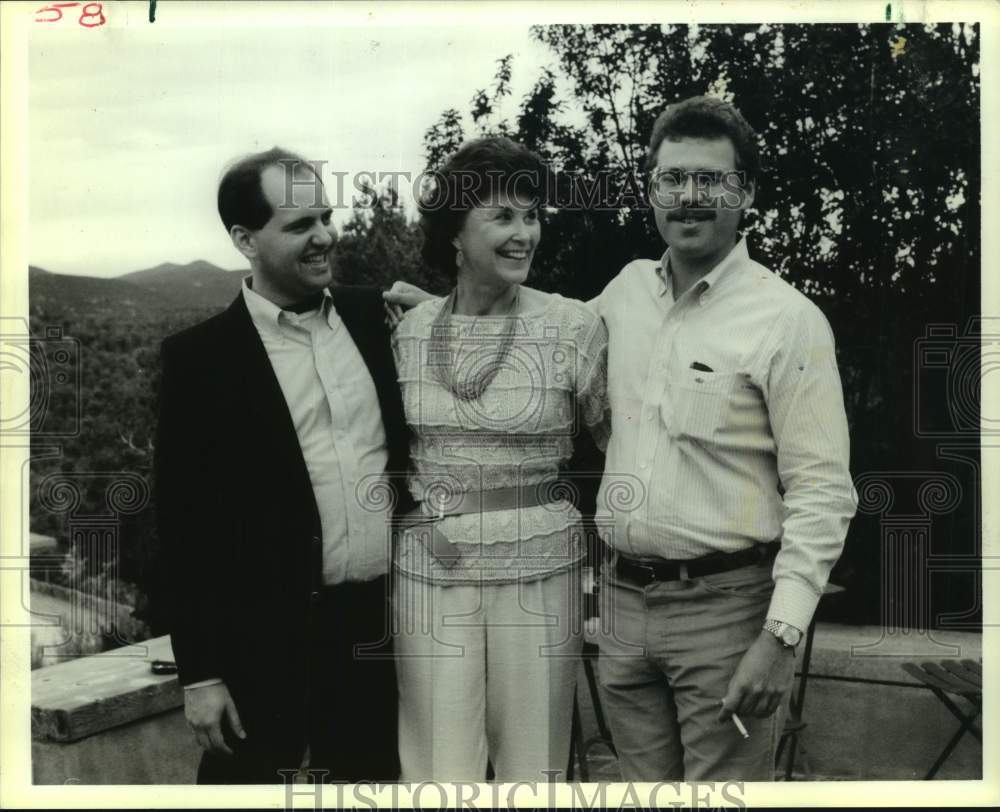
top-left (656, 236), bottom-right (751, 302)
top-left (241, 277), bottom-right (335, 334)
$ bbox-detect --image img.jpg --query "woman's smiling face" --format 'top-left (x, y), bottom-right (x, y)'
top-left (452, 189), bottom-right (541, 288)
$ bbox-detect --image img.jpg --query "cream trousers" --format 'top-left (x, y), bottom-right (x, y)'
top-left (393, 567), bottom-right (583, 782)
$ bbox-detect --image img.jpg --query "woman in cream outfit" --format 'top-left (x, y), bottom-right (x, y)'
top-left (391, 136), bottom-right (608, 781)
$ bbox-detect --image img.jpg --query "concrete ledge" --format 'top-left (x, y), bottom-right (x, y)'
top-left (806, 623), bottom-right (981, 683)
top-left (33, 707), bottom-right (198, 785)
top-left (32, 636), bottom-right (180, 742)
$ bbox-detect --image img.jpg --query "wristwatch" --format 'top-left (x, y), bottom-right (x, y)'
top-left (763, 619), bottom-right (803, 649)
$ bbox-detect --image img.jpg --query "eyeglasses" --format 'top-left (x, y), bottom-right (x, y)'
top-left (648, 168), bottom-right (747, 194)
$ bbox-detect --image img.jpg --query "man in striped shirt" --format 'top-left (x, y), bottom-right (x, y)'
top-left (591, 96), bottom-right (857, 780)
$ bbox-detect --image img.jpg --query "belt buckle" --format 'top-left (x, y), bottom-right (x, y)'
top-left (635, 561), bottom-right (658, 584)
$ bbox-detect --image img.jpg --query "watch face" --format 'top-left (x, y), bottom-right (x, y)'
top-left (781, 627), bottom-right (802, 647)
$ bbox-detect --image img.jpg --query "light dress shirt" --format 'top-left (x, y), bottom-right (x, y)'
top-left (241, 279), bottom-right (392, 585)
top-left (591, 238), bottom-right (856, 631)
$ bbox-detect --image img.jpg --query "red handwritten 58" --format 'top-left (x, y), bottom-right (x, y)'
top-left (35, 2), bottom-right (106, 27)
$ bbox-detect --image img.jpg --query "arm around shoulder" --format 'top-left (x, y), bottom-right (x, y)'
top-left (571, 304), bottom-right (611, 451)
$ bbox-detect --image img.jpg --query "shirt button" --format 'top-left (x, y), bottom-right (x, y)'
top-left (639, 462), bottom-right (649, 470)
top-left (310, 590), bottom-right (321, 606)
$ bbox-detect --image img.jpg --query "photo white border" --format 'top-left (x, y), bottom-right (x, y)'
top-left (1, 0), bottom-right (997, 807)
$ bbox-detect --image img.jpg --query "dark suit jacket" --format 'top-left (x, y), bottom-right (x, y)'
top-left (154, 286), bottom-right (411, 763)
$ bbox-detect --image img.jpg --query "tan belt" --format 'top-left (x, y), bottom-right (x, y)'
top-left (395, 483), bottom-right (565, 568)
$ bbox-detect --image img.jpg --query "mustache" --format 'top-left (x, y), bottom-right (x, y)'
top-left (667, 208), bottom-right (717, 222)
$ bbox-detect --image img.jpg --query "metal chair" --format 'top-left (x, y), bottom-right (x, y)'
top-left (567, 617), bottom-right (618, 781)
top-left (774, 581), bottom-right (845, 779)
top-left (900, 659), bottom-right (982, 779)
top-left (567, 561), bottom-right (616, 780)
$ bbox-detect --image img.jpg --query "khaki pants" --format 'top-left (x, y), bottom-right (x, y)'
top-left (393, 568), bottom-right (582, 781)
top-left (597, 560), bottom-right (784, 781)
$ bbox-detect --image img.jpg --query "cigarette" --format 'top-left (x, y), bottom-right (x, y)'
top-left (731, 712), bottom-right (750, 739)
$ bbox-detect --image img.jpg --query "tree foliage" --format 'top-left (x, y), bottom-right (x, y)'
top-left (27, 302), bottom-right (217, 634)
top-left (330, 183), bottom-right (441, 292)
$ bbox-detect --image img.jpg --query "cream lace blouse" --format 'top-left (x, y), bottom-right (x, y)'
top-left (392, 291), bottom-right (609, 584)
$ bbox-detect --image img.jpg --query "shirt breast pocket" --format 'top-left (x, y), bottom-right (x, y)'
top-left (662, 369), bottom-right (741, 443)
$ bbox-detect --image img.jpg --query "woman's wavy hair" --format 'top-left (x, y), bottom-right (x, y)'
top-left (418, 136), bottom-right (548, 280)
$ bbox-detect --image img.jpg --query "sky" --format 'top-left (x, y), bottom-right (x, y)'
top-left (28, 17), bottom-right (552, 277)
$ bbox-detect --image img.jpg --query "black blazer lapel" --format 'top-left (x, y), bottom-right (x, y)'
top-left (331, 286), bottom-right (403, 427)
top-left (331, 288), bottom-right (387, 386)
top-left (331, 286), bottom-right (412, 501)
top-left (221, 293), bottom-right (321, 530)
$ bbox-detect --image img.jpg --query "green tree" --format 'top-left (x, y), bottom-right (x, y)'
top-left (331, 182), bottom-right (447, 294)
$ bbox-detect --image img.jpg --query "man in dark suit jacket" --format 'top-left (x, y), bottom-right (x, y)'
top-left (155, 147), bottom-right (410, 784)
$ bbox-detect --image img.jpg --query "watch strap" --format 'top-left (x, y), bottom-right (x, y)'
top-left (763, 619), bottom-right (802, 648)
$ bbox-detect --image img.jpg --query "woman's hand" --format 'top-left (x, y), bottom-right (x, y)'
top-left (382, 281), bottom-right (437, 329)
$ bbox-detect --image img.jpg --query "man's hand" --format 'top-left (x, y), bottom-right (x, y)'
top-left (184, 682), bottom-right (246, 755)
top-left (718, 631), bottom-right (795, 721)
top-left (382, 280), bottom-right (437, 329)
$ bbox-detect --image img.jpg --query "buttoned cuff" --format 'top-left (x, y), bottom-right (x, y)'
top-left (183, 677), bottom-right (224, 690)
top-left (766, 577), bottom-right (820, 632)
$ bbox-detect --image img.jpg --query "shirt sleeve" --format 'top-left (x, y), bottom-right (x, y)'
top-left (575, 309), bottom-right (611, 452)
top-left (762, 302), bottom-right (857, 631)
top-left (390, 319), bottom-right (402, 366)
top-left (184, 678), bottom-right (225, 690)
top-left (390, 306), bottom-right (414, 371)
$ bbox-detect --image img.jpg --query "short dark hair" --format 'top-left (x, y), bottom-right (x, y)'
top-left (645, 96), bottom-right (761, 187)
top-left (217, 147), bottom-right (319, 233)
top-left (418, 136), bottom-right (548, 280)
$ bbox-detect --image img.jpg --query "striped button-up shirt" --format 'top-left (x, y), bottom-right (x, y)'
top-left (242, 280), bottom-right (391, 585)
top-left (592, 238), bottom-right (856, 631)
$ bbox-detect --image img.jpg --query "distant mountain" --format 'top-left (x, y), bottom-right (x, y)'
top-left (28, 261), bottom-right (248, 320)
top-left (120, 261), bottom-right (246, 309)
top-left (29, 265), bottom-right (171, 317)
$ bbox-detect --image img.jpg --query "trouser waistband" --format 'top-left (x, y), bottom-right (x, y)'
top-left (612, 541), bottom-right (779, 586)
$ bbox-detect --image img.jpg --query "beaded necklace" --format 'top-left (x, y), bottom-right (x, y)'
top-left (429, 288), bottom-right (520, 401)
